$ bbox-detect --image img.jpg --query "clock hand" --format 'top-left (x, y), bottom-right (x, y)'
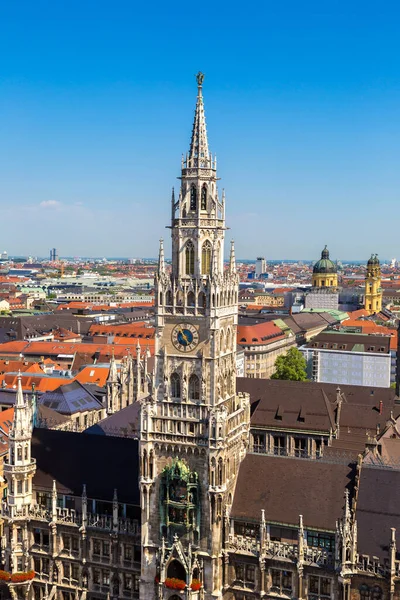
top-left (177, 326), bottom-right (189, 344)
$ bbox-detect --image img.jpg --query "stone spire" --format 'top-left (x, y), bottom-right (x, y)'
top-left (188, 72), bottom-right (210, 169)
top-left (13, 372), bottom-right (30, 438)
top-left (158, 238), bottom-right (165, 276)
top-left (229, 240), bottom-right (237, 274)
top-left (107, 349), bottom-right (118, 384)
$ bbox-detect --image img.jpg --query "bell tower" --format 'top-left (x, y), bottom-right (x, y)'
top-left (364, 254), bottom-right (382, 315)
top-left (140, 73), bottom-right (250, 599)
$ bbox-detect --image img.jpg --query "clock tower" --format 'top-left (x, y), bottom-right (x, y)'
top-left (139, 73), bottom-right (250, 599)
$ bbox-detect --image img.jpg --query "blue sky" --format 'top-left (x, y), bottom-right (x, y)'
top-left (1, 1), bottom-right (400, 260)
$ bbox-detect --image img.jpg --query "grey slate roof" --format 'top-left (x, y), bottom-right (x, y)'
top-left (38, 380), bottom-right (102, 415)
top-left (85, 401), bottom-right (140, 438)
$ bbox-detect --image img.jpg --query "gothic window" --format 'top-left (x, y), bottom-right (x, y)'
top-left (182, 206), bottom-right (187, 218)
top-left (185, 241), bottom-right (195, 275)
top-left (167, 560), bottom-right (186, 582)
top-left (198, 291), bottom-right (206, 308)
top-left (190, 186), bottom-right (197, 211)
top-left (217, 458), bottom-right (223, 485)
top-left (189, 375), bottom-right (200, 401)
top-left (371, 587), bottom-right (382, 600)
top-left (201, 241), bottom-right (212, 275)
top-left (171, 373), bottom-right (181, 399)
top-left (187, 291), bottom-right (195, 306)
top-left (201, 185), bottom-right (207, 210)
top-left (360, 586), bottom-right (370, 600)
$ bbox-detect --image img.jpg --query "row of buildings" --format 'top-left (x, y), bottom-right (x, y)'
top-left (0, 74), bottom-right (399, 600)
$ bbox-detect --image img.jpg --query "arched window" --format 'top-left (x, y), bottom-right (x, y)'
top-left (372, 587), bottom-right (382, 600)
top-left (217, 458), bottom-right (223, 485)
top-left (167, 560), bottom-right (186, 582)
top-left (190, 186), bottom-right (197, 211)
top-left (171, 373), bottom-right (181, 399)
top-left (201, 241), bottom-right (212, 275)
top-left (182, 206), bottom-right (187, 218)
top-left (166, 290), bottom-right (172, 305)
top-left (187, 291), bottom-right (195, 306)
top-left (185, 241), bottom-right (195, 275)
top-left (189, 375), bottom-right (200, 401)
top-left (201, 185), bottom-right (207, 210)
top-left (360, 586), bottom-right (370, 600)
top-left (198, 291), bottom-right (206, 308)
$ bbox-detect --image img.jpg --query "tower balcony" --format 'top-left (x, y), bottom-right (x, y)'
top-left (3, 458), bottom-right (36, 477)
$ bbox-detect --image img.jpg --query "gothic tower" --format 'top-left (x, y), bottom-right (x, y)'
top-left (364, 254), bottom-right (382, 315)
top-left (140, 73), bottom-right (250, 599)
top-left (2, 374), bottom-right (36, 596)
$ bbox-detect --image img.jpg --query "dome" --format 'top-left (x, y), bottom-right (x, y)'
top-left (367, 253), bottom-right (380, 266)
top-left (313, 245), bottom-right (337, 274)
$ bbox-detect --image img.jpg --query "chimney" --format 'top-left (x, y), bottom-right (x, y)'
top-left (379, 400), bottom-right (383, 415)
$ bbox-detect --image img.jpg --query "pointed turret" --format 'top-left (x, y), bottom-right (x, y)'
top-left (188, 72), bottom-right (210, 169)
top-left (158, 238), bottom-right (165, 276)
top-left (107, 349), bottom-right (118, 384)
top-left (229, 240), bottom-right (237, 274)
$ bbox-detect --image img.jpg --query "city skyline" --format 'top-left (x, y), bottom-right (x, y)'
top-left (1, 1), bottom-right (400, 258)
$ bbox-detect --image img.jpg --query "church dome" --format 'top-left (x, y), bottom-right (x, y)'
top-left (313, 246), bottom-right (337, 274)
top-left (368, 254), bottom-right (380, 266)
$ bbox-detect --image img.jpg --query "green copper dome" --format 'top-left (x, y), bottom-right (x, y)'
top-left (313, 245), bottom-right (337, 274)
top-left (367, 253), bottom-right (380, 266)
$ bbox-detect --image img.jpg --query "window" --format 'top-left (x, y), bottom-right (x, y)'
top-left (71, 564), bottom-right (79, 581)
top-left (271, 569), bottom-right (293, 593)
top-left (93, 539), bottom-right (101, 556)
top-left (102, 541), bottom-right (110, 556)
top-left (190, 186), bottom-right (197, 211)
top-left (294, 437), bottom-right (307, 458)
top-left (16, 528), bottom-right (22, 543)
top-left (72, 536), bottom-right (79, 552)
top-left (189, 374), bottom-right (200, 401)
top-left (202, 241), bottom-right (212, 275)
top-left (171, 373), bottom-right (181, 399)
top-left (93, 569), bottom-right (101, 585)
top-left (63, 535), bottom-right (71, 551)
top-left (273, 435), bottom-right (286, 456)
top-left (253, 433), bottom-right (265, 453)
top-left (17, 480), bottom-right (22, 494)
top-left (246, 565), bottom-right (255, 582)
top-left (64, 563), bottom-right (71, 578)
top-left (123, 574), bottom-right (132, 590)
top-left (309, 576), bottom-right (332, 599)
top-left (102, 570), bottom-right (110, 586)
top-left (124, 545), bottom-right (132, 561)
top-left (201, 185), bottom-right (207, 210)
top-left (307, 533), bottom-right (334, 552)
top-left (185, 241), bottom-right (195, 275)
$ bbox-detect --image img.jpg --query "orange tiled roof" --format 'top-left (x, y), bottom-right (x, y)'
top-left (341, 320), bottom-right (397, 350)
top-left (88, 322), bottom-right (155, 339)
top-left (237, 321), bottom-right (286, 346)
top-left (74, 366), bottom-right (111, 387)
top-left (0, 373), bottom-right (71, 393)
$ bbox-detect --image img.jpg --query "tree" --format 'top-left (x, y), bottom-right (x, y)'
top-left (271, 347), bottom-right (307, 381)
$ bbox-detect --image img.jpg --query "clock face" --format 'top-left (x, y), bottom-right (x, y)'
top-left (171, 323), bottom-right (199, 352)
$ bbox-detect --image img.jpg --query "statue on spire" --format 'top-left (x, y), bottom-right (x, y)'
top-left (196, 71), bottom-right (205, 86)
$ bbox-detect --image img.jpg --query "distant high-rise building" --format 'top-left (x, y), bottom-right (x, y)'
top-left (49, 248), bottom-right (58, 262)
top-left (255, 256), bottom-right (266, 277)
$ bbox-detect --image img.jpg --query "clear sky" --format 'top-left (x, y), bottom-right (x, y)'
top-left (1, 1), bottom-right (400, 261)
